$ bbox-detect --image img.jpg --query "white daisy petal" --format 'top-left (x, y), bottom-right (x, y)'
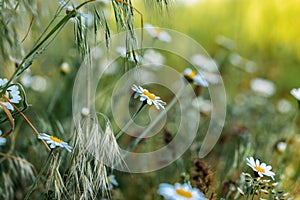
top-left (183, 68), bottom-right (209, 87)
top-left (246, 157), bottom-right (275, 180)
top-left (0, 130), bottom-right (7, 146)
top-left (37, 133), bottom-right (72, 152)
top-left (250, 78), bottom-right (276, 97)
top-left (131, 84), bottom-right (166, 110)
top-left (291, 88), bottom-right (300, 101)
top-left (158, 182), bottom-right (207, 200)
top-left (0, 78), bottom-right (8, 87)
top-left (145, 24), bottom-right (172, 43)
top-left (147, 99), bottom-right (153, 105)
top-left (255, 159), bottom-right (260, 167)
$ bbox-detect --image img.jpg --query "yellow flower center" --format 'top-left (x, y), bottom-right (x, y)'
top-left (176, 189), bottom-right (193, 198)
top-left (142, 90), bottom-right (156, 101)
top-left (50, 136), bottom-right (63, 143)
top-left (254, 166), bottom-right (266, 173)
top-left (188, 70), bottom-right (196, 79)
top-left (155, 28), bottom-right (162, 35)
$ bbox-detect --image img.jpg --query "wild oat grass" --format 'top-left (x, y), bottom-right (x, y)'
top-left (1, 0), bottom-right (300, 200)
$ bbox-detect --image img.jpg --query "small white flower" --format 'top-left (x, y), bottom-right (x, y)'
top-left (158, 183), bottom-right (207, 200)
top-left (191, 54), bottom-right (218, 73)
top-left (0, 78), bottom-right (22, 111)
top-left (38, 133), bottom-right (72, 152)
top-left (0, 130), bottom-right (7, 146)
top-left (145, 24), bottom-right (172, 42)
top-left (276, 141), bottom-right (287, 153)
top-left (30, 76), bottom-right (47, 92)
top-left (0, 78), bottom-right (8, 87)
top-left (246, 157), bottom-right (275, 180)
top-left (20, 69), bottom-right (32, 88)
top-left (142, 49), bottom-right (165, 68)
top-left (192, 97), bottom-right (212, 115)
top-left (244, 60), bottom-right (257, 73)
top-left (250, 78), bottom-right (276, 97)
top-left (60, 62), bottom-right (71, 74)
top-left (183, 68), bottom-right (208, 87)
top-left (108, 174), bottom-right (118, 189)
top-left (81, 107), bottom-right (90, 116)
top-left (291, 88), bottom-right (300, 101)
top-left (201, 71), bottom-right (221, 85)
top-left (229, 53), bottom-right (243, 67)
top-left (277, 99), bottom-right (292, 114)
top-left (116, 46), bottom-right (140, 62)
top-left (131, 84), bottom-right (166, 110)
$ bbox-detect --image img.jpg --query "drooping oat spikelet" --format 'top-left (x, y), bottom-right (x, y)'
top-left (0, 154), bottom-right (36, 200)
top-left (96, 115), bottom-right (126, 171)
top-left (65, 117), bottom-right (110, 199)
top-left (44, 155), bottom-right (68, 199)
top-left (1, 173), bottom-right (14, 200)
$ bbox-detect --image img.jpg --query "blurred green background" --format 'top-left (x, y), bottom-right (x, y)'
top-left (20, 0), bottom-right (300, 107)
top-left (2, 0), bottom-right (300, 199)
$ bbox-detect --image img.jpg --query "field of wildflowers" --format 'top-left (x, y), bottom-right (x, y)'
top-left (1, 0), bottom-right (300, 199)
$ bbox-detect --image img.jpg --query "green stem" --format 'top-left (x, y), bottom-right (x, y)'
top-left (115, 102), bottom-right (146, 140)
top-left (6, 0), bottom-right (97, 88)
top-left (5, 12), bottom-right (74, 90)
top-left (24, 152), bottom-right (53, 200)
top-left (126, 82), bottom-right (187, 153)
top-left (276, 108), bottom-right (300, 177)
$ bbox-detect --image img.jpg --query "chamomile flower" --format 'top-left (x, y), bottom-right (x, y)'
top-left (107, 174), bottom-right (119, 189)
top-left (158, 183), bottom-right (207, 200)
top-left (250, 78), bottom-right (276, 97)
top-left (201, 71), bottom-right (221, 85)
top-left (229, 53), bottom-right (243, 67)
top-left (0, 78), bottom-right (22, 111)
top-left (183, 68), bottom-right (208, 87)
top-left (191, 54), bottom-right (218, 73)
top-left (38, 133), bottom-right (72, 152)
top-left (0, 130), bottom-right (7, 146)
top-left (277, 99), bottom-right (292, 114)
top-left (246, 157), bottom-right (275, 180)
top-left (290, 88), bottom-right (300, 101)
top-left (142, 49), bottom-right (165, 69)
top-left (116, 46), bottom-right (140, 62)
top-left (145, 24), bottom-right (172, 42)
top-left (60, 62), bottom-right (71, 75)
top-left (192, 97), bottom-right (212, 115)
top-left (275, 140), bottom-right (287, 153)
top-left (131, 84), bottom-right (166, 110)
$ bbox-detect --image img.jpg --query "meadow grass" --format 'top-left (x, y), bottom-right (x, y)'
top-left (1, 0), bottom-right (300, 199)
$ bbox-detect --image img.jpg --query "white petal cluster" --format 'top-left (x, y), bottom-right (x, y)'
top-left (0, 78), bottom-right (22, 111)
top-left (246, 157), bottom-right (275, 180)
top-left (184, 68), bottom-right (209, 87)
top-left (145, 24), bottom-right (172, 42)
top-left (158, 183), bottom-right (207, 200)
top-left (132, 84), bottom-right (166, 110)
top-left (38, 133), bottom-right (72, 152)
